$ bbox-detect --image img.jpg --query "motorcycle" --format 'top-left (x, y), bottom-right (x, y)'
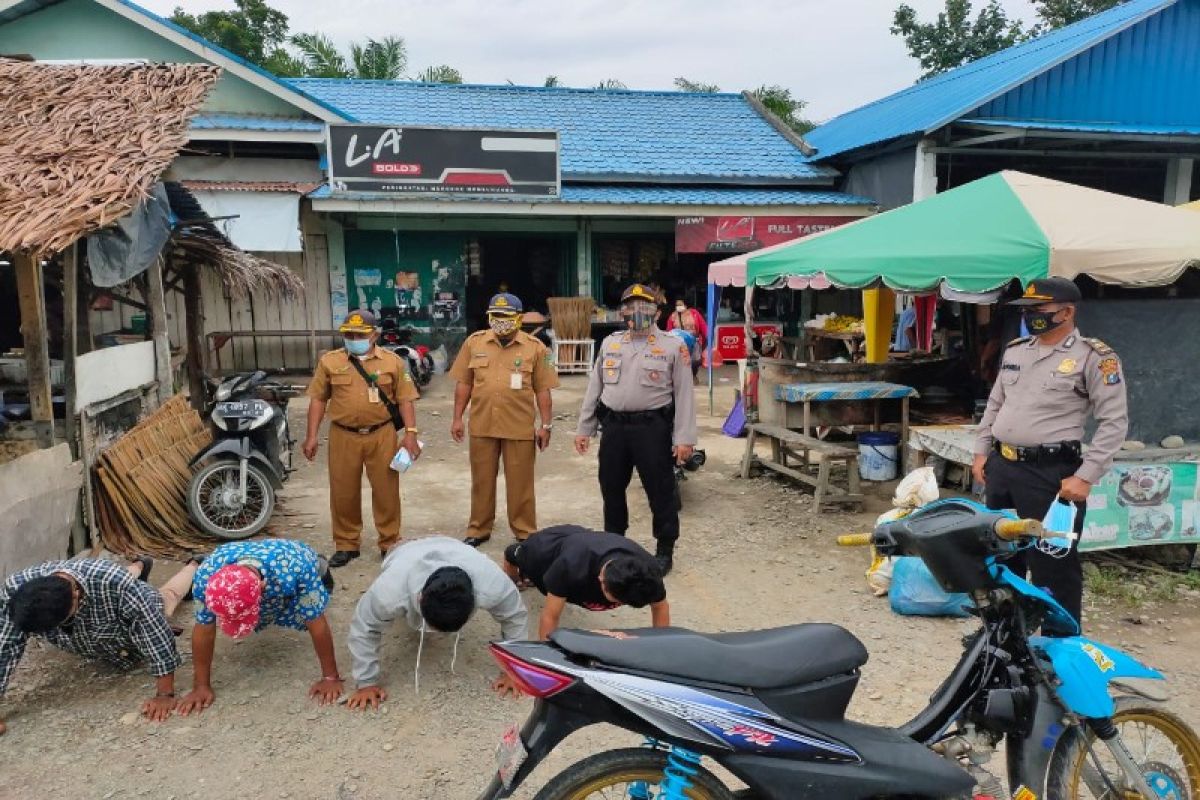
top-left (378, 310), bottom-right (433, 387)
top-left (479, 498), bottom-right (1200, 799)
top-left (187, 370), bottom-right (298, 539)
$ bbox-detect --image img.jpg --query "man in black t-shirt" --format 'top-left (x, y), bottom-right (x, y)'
top-left (502, 525), bottom-right (669, 638)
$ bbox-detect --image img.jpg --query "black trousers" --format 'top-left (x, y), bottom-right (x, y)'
top-left (984, 452), bottom-right (1085, 627)
top-left (598, 415), bottom-right (679, 548)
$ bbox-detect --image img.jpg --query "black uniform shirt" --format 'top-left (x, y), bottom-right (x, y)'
top-left (515, 525), bottom-right (653, 610)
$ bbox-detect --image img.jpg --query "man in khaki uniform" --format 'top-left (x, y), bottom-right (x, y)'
top-left (304, 310), bottom-right (421, 568)
top-left (450, 293), bottom-right (559, 546)
top-left (973, 278), bottom-right (1129, 626)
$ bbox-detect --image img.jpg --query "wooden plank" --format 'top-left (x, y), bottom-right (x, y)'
top-left (305, 232), bottom-right (334, 368)
top-left (14, 252), bottom-right (55, 448)
top-left (62, 244), bottom-right (79, 450)
top-left (183, 263), bottom-right (206, 409)
top-left (146, 258), bottom-right (172, 405)
top-left (202, 269), bottom-right (233, 372)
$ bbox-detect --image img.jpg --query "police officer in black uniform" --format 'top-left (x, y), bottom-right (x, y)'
top-left (574, 285), bottom-right (698, 574)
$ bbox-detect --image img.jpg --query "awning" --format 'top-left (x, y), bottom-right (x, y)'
top-left (746, 171), bottom-right (1200, 293)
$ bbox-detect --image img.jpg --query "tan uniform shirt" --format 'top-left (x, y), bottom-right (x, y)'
top-left (974, 332), bottom-right (1129, 484)
top-left (577, 327), bottom-right (698, 446)
top-left (306, 347), bottom-right (420, 428)
top-left (448, 330), bottom-right (559, 440)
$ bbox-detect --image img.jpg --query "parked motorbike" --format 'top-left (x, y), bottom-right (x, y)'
top-left (187, 370), bottom-right (298, 539)
top-left (378, 311), bottom-right (433, 387)
top-left (479, 498), bottom-right (1200, 799)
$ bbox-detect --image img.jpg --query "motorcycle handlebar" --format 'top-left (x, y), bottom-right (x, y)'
top-left (993, 518), bottom-right (1047, 541)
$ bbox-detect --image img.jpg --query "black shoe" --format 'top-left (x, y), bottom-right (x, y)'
top-left (462, 536), bottom-right (490, 548)
top-left (655, 553), bottom-right (674, 576)
top-left (329, 550), bottom-right (360, 568)
top-left (131, 556), bottom-right (153, 583)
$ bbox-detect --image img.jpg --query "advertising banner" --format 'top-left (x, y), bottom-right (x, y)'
top-left (327, 125), bottom-right (560, 198)
top-left (675, 216), bottom-right (854, 254)
top-left (1081, 461), bottom-right (1200, 551)
top-left (714, 323), bottom-right (783, 361)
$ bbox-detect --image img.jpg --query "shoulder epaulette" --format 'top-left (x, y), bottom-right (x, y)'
top-left (1082, 337), bottom-right (1114, 355)
top-left (1006, 336), bottom-right (1032, 347)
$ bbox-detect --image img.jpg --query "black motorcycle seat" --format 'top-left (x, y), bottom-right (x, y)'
top-left (550, 624), bottom-right (868, 690)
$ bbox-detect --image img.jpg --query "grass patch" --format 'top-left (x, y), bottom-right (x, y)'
top-left (1084, 561), bottom-right (1200, 608)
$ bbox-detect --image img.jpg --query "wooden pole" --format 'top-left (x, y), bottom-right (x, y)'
top-left (146, 257), bottom-right (173, 406)
top-left (15, 251), bottom-right (56, 449)
top-left (63, 243), bottom-right (79, 453)
top-left (183, 262), bottom-right (206, 411)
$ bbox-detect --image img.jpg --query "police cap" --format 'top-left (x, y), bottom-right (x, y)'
top-left (1008, 277), bottom-right (1082, 306)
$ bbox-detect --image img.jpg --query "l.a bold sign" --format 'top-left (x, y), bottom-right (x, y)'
top-left (327, 125), bottom-right (560, 198)
top-left (675, 216), bottom-right (855, 254)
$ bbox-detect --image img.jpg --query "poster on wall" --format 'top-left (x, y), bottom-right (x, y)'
top-left (1081, 461), bottom-right (1200, 551)
top-left (674, 216), bottom-right (857, 254)
top-left (327, 125), bottom-right (560, 198)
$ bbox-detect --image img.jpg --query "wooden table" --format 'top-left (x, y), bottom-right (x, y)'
top-left (774, 381), bottom-right (920, 465)
top-left (804, 329), bottom-right (864, 360)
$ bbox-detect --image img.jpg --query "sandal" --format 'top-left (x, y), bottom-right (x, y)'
top-left (132, 556), bottom-right (153, 583)
top-left (462, 536), bottom-right (491, 548)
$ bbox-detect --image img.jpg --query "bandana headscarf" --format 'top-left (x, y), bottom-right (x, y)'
top-left (204, 564), bottom-right (262, 639)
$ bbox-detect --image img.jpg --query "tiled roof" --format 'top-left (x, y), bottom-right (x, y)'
top-left (307, 183), bottom-right (873, 207)
top-left (191, 113), bottom-right (325, 132)
top-left (805, 0), bottom-right (1177, 161)
top-left (289, 79), bottom-right (836, 183)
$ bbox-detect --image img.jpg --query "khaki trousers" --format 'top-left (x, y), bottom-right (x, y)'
top-left (328, 424), bottom-right (401, 552)
top-left (467, 435), bottom-right (537, 540)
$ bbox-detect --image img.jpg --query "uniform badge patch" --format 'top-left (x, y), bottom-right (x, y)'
top-left (649, 371), bottom-right (661, 381)
top-left (1057, 358), bottom-right (1076, 374)
top-left (1098, 357), bottom-right (1122, 385)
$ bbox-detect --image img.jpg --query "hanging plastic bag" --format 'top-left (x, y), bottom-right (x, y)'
top-left (889, 557), bottom-right (973, 617)
top-left (892, 466), bottom-right (940, 509)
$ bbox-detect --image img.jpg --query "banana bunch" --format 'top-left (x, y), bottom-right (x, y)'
top-left (822, 315), bottom-right (864, 334)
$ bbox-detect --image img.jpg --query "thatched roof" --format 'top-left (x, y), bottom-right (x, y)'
top-left (0, 61), bottom-right (220, 256)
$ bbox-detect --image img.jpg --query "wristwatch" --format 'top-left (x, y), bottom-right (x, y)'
top-left (540, 423), bottom-right (553, 431)
top-left (404, 427), bottom-right (420, 434)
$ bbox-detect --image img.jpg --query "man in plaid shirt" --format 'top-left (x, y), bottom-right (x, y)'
top-left (0, 557), bottom-right (197, 735)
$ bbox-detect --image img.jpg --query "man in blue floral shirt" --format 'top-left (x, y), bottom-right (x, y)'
top-left (177, 539), bottom-right (341, 715)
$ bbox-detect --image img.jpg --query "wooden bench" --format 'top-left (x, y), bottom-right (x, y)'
top-left (740, 423), bottom-right (864, 511)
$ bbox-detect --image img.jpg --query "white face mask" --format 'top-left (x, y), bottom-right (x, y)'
top-left (675, 305), bottom-right (686, 313)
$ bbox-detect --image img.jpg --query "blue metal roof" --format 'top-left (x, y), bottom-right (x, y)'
top-left (960, 118), bottom-right (1200, 136)
top-left (307, 183), bottom-right (873, 207)
top-left (805, 0), bottom-right (1179, 160)
top-left (289, 79), bottom-right (836, 183)
top-left (192, 113), bottom-right (325, 132)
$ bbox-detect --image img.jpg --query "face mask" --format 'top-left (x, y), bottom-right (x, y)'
top-left (345, 338), bottom-right (371, 356)
top-left (621, 301), bottom-right (658, 332)
top-left (675, 305), bottom-right (686, 313)
top-left (1023, 309), bottom-right (1066, 335)
top-left (489, 315), bottom-right (520, 338)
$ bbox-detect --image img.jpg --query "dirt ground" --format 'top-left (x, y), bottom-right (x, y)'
top-left (2, 369), bottom-right (1197, 799)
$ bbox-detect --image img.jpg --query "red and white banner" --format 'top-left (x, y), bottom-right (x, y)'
top-left (714, 323), bottom-right (783, 361)
top-left (675, 215), bottom-right (853, 254)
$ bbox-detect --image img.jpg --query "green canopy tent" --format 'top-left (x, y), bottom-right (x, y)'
top-left (746, 171), bottom-right (1200, 295)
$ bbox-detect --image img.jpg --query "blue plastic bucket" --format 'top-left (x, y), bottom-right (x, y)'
top-left (858, 431), bottom-right (900, 481)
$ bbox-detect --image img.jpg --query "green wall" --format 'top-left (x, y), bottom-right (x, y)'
top-left (0, 0), bottom-right (310, 116)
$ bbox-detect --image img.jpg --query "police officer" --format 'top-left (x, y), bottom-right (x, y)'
top-left (575, 284), bottom-right (698, 575)
top-left (449, 293), bottom-right (559, 546)
top-left (304, 310), bottom-right (421, 568)
top-left (972, 278), bottom-right (1129, 627)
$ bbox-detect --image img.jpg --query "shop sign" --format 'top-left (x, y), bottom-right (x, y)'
top-left (1081, 461), bottom-right (1200, 551)
top-left (327, 125), bottom-right (560, 198)
top-left (714, 323), bottom-right (783, 361)
top-left (675, 215), bottom-right (854, 254)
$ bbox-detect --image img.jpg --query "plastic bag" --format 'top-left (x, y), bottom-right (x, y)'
top-left (865, 507), bottom-right (910, 596)
top-left (390, 441), bottom-right (425, 473)
top-left (892, 466), bottom-right (940, 509)
top-left (429, 345), bottom-right (449, 374)
top-left (722, 393), bottom-right (747, 438)
top-left (889, 557), bottom-right (973, 617)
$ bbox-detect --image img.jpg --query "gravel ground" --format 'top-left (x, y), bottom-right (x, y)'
top-left (1, 370), bottom-right (1196, 799)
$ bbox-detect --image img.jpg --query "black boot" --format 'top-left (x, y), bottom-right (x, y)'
top-left (654, 542), bottom-right (675, 576)
top-left (329, 550), bottom-right (360, 568)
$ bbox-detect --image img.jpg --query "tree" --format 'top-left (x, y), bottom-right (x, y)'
top-left (1033, 0), bottom-right (1123, 31)
top-left (891, 0), bottom-right (1024, 79)
top-left (674, 76), bottom-right (720, 93)
top-left (170, 0), bottom-right (301, 76)
top-left (543, 75), bottom-right (561, 87)
top-left (750, 85), bottom-right (816, 134)
top-left (594, 79), bottom-right (628, 90)
top-left (415, 65), bottom-right (463, 84)
top-left (291, 33), bottom-right (407, 80)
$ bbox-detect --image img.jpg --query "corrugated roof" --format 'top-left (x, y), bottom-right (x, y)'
top-left (191, 113), bottom-right (325, 132)
top-left (804, 0), bottom-right (1178, 161)
top-left (182, 180), bottom-right (322, 194)
top-left (960, 118), bottom-right (1200, 136)
top-left (307, 183), bottom-right (873, 207)
top-left (289, 79), bottom-right (836, 183)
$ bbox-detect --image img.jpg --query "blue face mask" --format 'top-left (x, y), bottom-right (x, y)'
top-left (345, 338), bottom-right (371, 356)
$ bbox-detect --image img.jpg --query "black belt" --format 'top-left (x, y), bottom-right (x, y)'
top-left (599, 403), bottom-right (674, 425)
top-left (333, 420), bottom-right (390, 435)
top-left (994, 440), bottom-right (1081, 464)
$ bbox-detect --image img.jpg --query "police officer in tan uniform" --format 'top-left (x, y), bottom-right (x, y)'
top-left (449, 293), bottom-right (559, 546)
top-left (304, 310), bottom-right (421, 568)
top-left (973, 278), bottom-right (1129, 626)
top-left (575, 284), bottom-right (698, 575)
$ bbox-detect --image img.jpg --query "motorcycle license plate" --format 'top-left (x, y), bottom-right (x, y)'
top-left (495, 723), bottom-right (528, 789)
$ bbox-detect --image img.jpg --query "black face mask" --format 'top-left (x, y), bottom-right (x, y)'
top-left (1023, 309), bottom-right (1067, 335)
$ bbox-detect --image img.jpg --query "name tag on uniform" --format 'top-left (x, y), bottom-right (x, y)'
top-left (368, 387), bottom-right (380, 403)
top-left (510, 373), bottom-right (522, 390)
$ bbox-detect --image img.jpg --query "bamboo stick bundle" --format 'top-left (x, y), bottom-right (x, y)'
top-left (547, 297), bottom-right (595, 368)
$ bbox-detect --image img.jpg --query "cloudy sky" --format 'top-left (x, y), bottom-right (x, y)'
top-left (140, 0), bottom-right (1040, 121)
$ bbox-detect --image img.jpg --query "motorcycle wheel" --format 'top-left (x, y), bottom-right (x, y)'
top-left (1045, 695), bottom-right (1200, 799)
top-left (187, 460), bottom-right (275, 540)
top-left (532, 748), bottom-right (735, 800)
